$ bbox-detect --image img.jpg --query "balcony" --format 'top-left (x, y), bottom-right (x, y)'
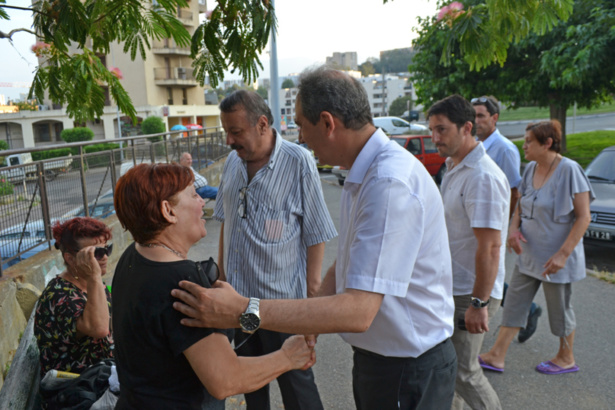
top-left (154, 67), bottom-right (198, 87)
top-left (152, 39), bottom-right (191, 56)
top-left (177, 8), bottom-right (194, 25)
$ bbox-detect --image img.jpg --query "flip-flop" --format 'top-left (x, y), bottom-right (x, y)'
top-left (536, 360), bottom-right (579, 375)
top-left (478, 356), bottom-right (504, 373)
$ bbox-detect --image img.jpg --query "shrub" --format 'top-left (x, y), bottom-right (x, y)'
top-left (0, 140), bottom-right (8, 151)
top-left (32, 148), bottom-right (72, 161)
top-left (0, 179), bottom-right (14, 196)
top-left (84, 143), bottom-right (122, 168)
top-left (141, 116), bottom-right (166, 142)
top-left (61, 127), bottom-right (94, 143)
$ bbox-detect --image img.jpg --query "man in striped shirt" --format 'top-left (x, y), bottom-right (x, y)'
top-left (213, 90), bottom-right (337, 410)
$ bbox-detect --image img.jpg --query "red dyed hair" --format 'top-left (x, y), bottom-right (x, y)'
top-left (52, 217), bottom-right (112, 254)
top-left (114, 163), bottom-right (194, 243)
top-left (526, 120), bottom-right (562, 153)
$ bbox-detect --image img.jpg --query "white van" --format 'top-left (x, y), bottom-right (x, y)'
top-left (373, 116), bottom-right (429, 136)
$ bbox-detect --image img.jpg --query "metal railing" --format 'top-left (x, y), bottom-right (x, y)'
top-left (0, 127), bottom-right (230, 275)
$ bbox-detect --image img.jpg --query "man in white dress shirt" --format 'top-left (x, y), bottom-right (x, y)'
top-left (428, 94), bottom-right (510, 410)
top-left (172, 66), bottom-right (457, 409)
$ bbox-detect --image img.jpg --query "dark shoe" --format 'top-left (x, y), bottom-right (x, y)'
top-left (518, 305), bottom-right (542, 343)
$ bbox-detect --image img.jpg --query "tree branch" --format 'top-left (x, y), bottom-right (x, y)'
top-left (0, 27), bottom-right (37, 40)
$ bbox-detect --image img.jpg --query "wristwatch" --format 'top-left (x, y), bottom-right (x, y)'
top-left (239, 297), bottom-right (261, 334)
top-left (470, 297), bottom-right (490, 309)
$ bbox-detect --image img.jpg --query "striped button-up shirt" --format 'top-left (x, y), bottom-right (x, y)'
top-left (214, 130), bottom-right (337, 299)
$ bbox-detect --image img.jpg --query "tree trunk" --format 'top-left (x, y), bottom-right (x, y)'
top-left (549, 103), bottom-right (567, 153)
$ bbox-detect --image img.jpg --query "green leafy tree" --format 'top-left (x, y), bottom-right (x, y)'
top-left (256, 85), bottom-right (268, 100)
top-left (15, 100), bottom-right (38, 111)
top-left (0, 0), bottom-right (274, 123)
top-left (60, 127), bottom-right (94, 143)
top-left (358, 59), bottom-right (377, 77)
top-left (0, 140), bottom-right (9, 151)
top-left (380, 48), bottom-right (415, 73)
top-left (281, 79), bottom-right (295, 89)
top-left (142, 116), bottom-right (166, 142)
top-left (409, 0), bottom-right (573, 70)
top-left (389, 96), bottom-right (413, 117)
top-left (410, 0), bottom-right (615, 152)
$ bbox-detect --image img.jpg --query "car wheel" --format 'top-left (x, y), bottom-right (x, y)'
top-left (435, 165), bottom-right (446, 185)
top-left (338, 178), bottom-right (345, 186)
top-left (44, 169), bottom-right (57, 181)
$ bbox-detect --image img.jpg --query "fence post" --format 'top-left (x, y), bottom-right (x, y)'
top-left (78, 146), bottom-right (89, 218)
top-left (109, 149), bottom-right (117, 192)
top-left (37, 162), bottom-right (52, 247)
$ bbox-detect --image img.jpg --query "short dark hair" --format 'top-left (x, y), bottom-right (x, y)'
top-left (52, 217), bottom-right (112, 255)
top-left (526, 120), bottom-right (562, 153)
top-left (114, 163), bottom-right (194, 244)
top-left (471, 96), bottom-right (500, 116)
top-left (219, 90), bottom-right (274, 126)
top-left (297, 66), bottom-right (373, 130)
top-left (427, 94), bottom-right (476, 135)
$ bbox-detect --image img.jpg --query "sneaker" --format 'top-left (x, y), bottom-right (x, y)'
top-left (518, 305), bottom-right (542, 343)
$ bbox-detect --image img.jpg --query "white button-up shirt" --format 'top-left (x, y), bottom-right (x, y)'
top-left (482, 128), bottom-right (521, 189)
top-left (441, 143), bottom-right (510, 299)
top-left (338, 129), bottom-right (454, 358)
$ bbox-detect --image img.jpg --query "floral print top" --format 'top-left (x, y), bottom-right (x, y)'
top-left (34, 276), bottom-right (114, 376)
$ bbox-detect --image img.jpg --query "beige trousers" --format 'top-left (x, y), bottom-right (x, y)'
top-left (451, 295), bottom-right (502, 410)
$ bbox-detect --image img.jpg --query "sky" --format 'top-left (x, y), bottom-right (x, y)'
top-left (0, 0), bottom-right (439, 100)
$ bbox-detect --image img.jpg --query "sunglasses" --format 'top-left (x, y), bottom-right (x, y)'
top-left (238, 186), bottom-right (248, 219)
top-left (196, 257), bottom-right (220, 286)
top-left (471, 97), bottom-right (499, 115)
top-left (94, 244), bottom-right (113, 260)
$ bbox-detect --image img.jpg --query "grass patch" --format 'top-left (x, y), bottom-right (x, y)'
top-left (513, 130), bottom-right (615, 168)
top-left (499, 100), bottom-right (615, 122)
top-left (589, 268), bottom-right (615, 284)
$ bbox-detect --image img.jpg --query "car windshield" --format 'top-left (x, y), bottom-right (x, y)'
top-left (391, 138), bottom-right (407, 146)
top-left (585, 150), bottom-right (615, 182)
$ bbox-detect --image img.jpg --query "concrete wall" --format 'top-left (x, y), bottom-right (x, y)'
top-left (0, 156), bottom-right (226, 389)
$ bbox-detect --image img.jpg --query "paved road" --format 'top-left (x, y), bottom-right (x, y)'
top-left (190, 174), bottom-right (615, 410)
top-left (497, 112), bottom-right (615, 138)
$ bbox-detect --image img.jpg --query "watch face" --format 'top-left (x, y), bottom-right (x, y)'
top-left (240, 313), bottom-right (260, 332)
top-left (471, 299), bottom-right (481, 308)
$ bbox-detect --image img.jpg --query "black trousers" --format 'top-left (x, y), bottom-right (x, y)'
top-left (352, 338), bottom-right (457, 410)
top-left (234, 329), bottom-right (324, 410)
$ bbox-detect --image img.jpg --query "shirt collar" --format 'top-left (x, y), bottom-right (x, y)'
top-left (445, 141), bottom-right (486, 171)
top-left (346, 128), bottom-right (389, 185)
top-left (480, 128), bottom-right (501, 150)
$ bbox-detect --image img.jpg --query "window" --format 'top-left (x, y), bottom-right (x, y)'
top-left (167, 87), bottom-right (173, 105)
top-left (392, 119), bottom-right (408, 127)
top-left (423, 137), bottom-right (438, 153)
top-left (182, 89), bottom-right (188, 105)
top-left (35, 123), bottom-right (51, 143)
top-left (406, 139), bottom-right (421, 155)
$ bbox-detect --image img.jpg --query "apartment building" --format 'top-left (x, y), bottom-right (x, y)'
top-left (358, 74), bottom-right (413, 118)
top-left (326, 52), bottom-right (358, 71)
top-left (0, 0), bottom-right (220, 150)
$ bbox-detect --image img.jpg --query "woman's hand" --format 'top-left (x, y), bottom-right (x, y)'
top-left (507, 230), bottom-right (527, 255)
top-left (542, 250), bottom-right (568, 278)
top-left (281, 335), bottom-right (316, 371)
top-left (74, 246), bottom-right (102, 281)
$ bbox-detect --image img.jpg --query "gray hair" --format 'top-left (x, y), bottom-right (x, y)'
top-left (219, 90), bottom-right (274, 126)
top-left (298, 66), bottom-right (373, 130)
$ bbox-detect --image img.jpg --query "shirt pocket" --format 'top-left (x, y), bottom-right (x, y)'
top-left (253, 202), bottom-right (292, 244)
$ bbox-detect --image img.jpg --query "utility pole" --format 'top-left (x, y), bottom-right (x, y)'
top-left (269, 0), bottom-right (281, 131)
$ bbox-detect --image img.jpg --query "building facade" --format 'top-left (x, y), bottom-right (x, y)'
top-left (0, 0), bottom-right (221, 150)
top-left (358, 74), bottom-right (413, 118)
top-left (326, 52), bottom-right (358, 71)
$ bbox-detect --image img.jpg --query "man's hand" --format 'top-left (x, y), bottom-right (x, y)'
top-left (172, 281), bottom-right (248, 329)
top-left (281, 335), bottom-right (316, 371)
top-left (464, 306), bottom-right (489, 334)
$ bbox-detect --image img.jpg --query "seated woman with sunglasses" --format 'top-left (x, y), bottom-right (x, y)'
top-left (111, 163), bottom-right (314, 409)
top-left (34, 217), bottom-right (114, 377)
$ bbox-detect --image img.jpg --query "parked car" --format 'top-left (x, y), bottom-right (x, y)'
top-left (0, 152), bottom-right (72, 183)
top-left (584, 145), bottom-right (615, 246)
top-left (332, 166), bottom-right (348, 186)
top-left (373, 117), bottom-right (429, 136)
top-left (401, 110), bottom-right (420, 122)
top-left (0, 219), bottom-right (53, 270)
top-left (62, 190), bottom-right (116, 220)
top-left (391, 135), bottom-right (447, 184)
top-left (287, 121), bottom-right (298, 129)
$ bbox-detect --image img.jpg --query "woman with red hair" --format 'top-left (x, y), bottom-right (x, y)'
top-left (34, 217), bottom-right (114, 377)
top-left (112, 163), bottom-right (313, 409)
